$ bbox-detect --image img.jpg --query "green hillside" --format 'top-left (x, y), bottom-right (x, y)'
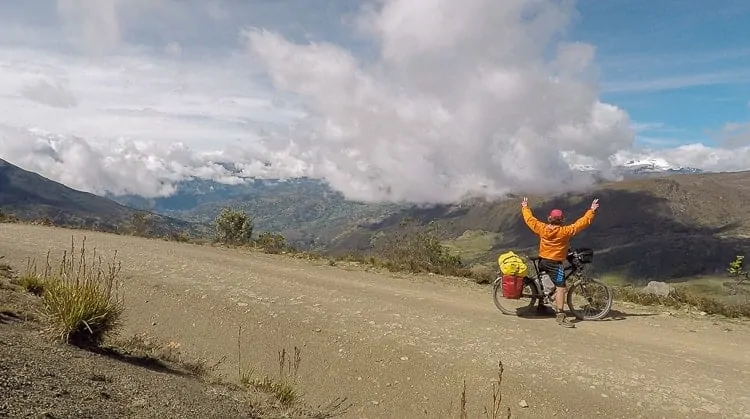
top-left (0, 158), bottom-right (204, 237)
top-left (324, 172), bottom-right (750, 280)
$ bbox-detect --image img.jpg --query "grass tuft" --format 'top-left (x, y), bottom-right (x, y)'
top-left (34, 236), bottom-right (125, 347)
top-left (614, 285), bottom-right (750, 318)
top-left (237, 325), bottom-right (302, 407)
top-left (17, 256), bottom-right (48, 296)
top-left (0, 255), bottom-right (13, 279)
top-left (114, 333), bottom-right (221, 377)
top-left (445, 361), bottom-right (512, 418)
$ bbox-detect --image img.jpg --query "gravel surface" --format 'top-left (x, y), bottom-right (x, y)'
top-left (2, 224), bottom-right (750, 418)
top-left (0, 282), bottom-right (264, 418)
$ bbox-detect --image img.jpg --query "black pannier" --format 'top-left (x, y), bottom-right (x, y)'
top-left (569, 247), bottom-right (594, 264)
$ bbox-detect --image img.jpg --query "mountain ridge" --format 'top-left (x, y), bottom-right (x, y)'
top-left (0, 158), bottom-right (205, 236)
top-left (324, 171), bottom-right (750, 280)
top-left (4, 155), bottom-right (747, 281)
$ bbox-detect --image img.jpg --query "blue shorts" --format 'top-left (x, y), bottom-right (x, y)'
top-left (539, 259), bottom-right (565, 286)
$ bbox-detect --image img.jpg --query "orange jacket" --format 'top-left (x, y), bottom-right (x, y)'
top-left (521, 206), bottom-right (595, 262)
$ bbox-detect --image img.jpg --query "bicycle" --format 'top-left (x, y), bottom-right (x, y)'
top-left (492, 247), bottom-right (613, 321)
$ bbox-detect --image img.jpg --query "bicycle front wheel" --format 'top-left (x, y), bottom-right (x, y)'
top-left (566, 277), bottom-right (613, 320)
top-left (492, 276), bottom-right (541, 316)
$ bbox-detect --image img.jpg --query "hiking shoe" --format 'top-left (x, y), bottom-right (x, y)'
top-left (556, 312), bottom-right (575, 328)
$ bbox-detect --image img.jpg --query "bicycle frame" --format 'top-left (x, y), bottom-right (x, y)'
top-left (492, 251), bottom-right (591, 298)
top-left (529, 257), bottom-right (582, 285)
top-left (492, 247), bottom-right (613, 321)
top-left (520, 256), bottom-right (586, 300)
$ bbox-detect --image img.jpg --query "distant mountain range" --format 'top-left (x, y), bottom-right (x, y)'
top-left (109, 177), bottom-right (402, 249)
top-left (109, 159), bottom-right (708, 215)
top-left (104, 162), bottom-right (750, 280)
top-left (4, 153), bottom-right (746, 280)
top-left (0, 158), bottom-right (205, 237)
top-left (571, 157), bottom-right (704, 178)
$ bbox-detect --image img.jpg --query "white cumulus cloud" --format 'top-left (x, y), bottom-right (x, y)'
top-left (243, 0), bottom-right (635, 202)
top-left (0, 0), bottom-right (748, 204)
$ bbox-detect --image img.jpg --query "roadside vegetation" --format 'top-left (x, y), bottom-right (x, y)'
top-left (3, 206), bottom-right (749, 319)
top-left (4, 206), bottom-right (746, 416)
top-left (3, 236), bottom-right (511, 417)
top-left (1, 236), bottom-right (350, 418)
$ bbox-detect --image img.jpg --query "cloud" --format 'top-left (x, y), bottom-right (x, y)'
top-left (0, 0), bottom-right (748, 204)
top-left (716, 122), bottom-right (750, 149)
top-left (20, 79), bottom-right (78, 108)
top-left (612, 144), bottom-right (750, 173)
top-left (243, 0), bottom-right (637, 203)
top-left (0, 123), bottom-right (310, 197)
top-left (0, 43), bottom-right (312, 197)
top-left (601, 69), bottom-right (750, 94)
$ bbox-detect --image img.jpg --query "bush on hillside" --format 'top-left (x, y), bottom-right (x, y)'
top-left (255, 231), bottom-right (288, 254)
top-left (614, 285), bottom-right (750, 318)
top-left (372, 219), bottom-right (464, 275)
top-left (0, 210), bottom-right (19, 223)
top-left (22, 237), bottom-right (125, 347)
top-left (727, 255), bottom-right (749, 286)
top-left (128, 211), bottom-right (157, 237)
top-left (214, 207), bottom-right (254, 245)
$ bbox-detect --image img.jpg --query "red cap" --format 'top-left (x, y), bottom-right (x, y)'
top-left (549, 209), bottom-right (563, 218)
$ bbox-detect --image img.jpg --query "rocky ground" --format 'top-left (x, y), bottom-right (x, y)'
top-left (0, 263), bottom-right (348, 418)
top-left (1, 224), bottom-right (750, 418)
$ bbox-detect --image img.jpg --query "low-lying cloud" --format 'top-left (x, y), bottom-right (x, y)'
top-left (0, 0), bottom-right (749, 204)
top-left (243, 0), bottom-right (636, 202)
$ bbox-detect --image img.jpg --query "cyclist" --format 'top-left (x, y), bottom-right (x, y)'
top-left (520, 197), bottom-right (599, 328)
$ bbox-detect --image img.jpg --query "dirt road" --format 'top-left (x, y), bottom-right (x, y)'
top-left (2, 224), bottom-right (749, 418)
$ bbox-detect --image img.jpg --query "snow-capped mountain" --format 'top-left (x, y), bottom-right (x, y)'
top-left (620, 158), bottom-right (703, 175)
top-left (571, 157), bottom-right (705, 178)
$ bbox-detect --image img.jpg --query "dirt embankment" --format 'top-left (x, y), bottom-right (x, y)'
top-left (0, 278), bottom-right (267, 418)
top-left (1, 224), bottom-right (750, 418)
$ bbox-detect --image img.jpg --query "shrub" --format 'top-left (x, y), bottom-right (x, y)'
top-left (0, 255), bottom-right (14, 280)
top-left (215, 207), bottom-right (254, 245)
top-left (614, 285), bottom-right (750, 318)
top-left (371, 219), bottom-right (464, 275)
top-left (128, 211), bottom-right (156, 237)
top-left (727, 255), bottom-right (748, 286)
top-left (0, 210), bottom-right (19, 223)
top-left (39, 237), bottom-right (125, 347)
top-left (255, 232), bottom-right (288, 254)
top-left (166, 231), bottom-right (192, 243)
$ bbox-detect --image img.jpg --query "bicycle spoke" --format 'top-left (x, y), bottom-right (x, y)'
top-left (568, 279), bottom-right (612, 320)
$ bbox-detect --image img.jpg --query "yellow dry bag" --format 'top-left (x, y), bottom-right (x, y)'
top-left (497, 251), bottom-right (528, 277)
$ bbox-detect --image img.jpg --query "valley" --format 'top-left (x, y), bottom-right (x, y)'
top-left (113, 170), bottom-right (750, 281)
top-left (4, 154), bottom-right (750, 282)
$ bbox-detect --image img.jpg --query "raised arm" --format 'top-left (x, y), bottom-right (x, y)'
top-left (560, 198), bottom-right (599, 237)
top-left (521, 197), bottom-right (544, 235)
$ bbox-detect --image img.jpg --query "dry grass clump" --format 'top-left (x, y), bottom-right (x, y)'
top-left (19, 237), bottom-right (125, 347)
top-left (447, 361), bottom-right (512, 419)
top-left (0, 255), bottom-right (13, 279)
top-left (234, 326), bottom-right (351, 417)
top-left (614, 285), bottom-right (750, 318)
top-left (114, 333), bottom-right (219, 377)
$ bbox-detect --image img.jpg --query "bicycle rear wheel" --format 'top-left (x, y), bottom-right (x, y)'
top-left (566, 277), bottom-right (613, 320)
top-left (492, 276), bottom-right (541, 316)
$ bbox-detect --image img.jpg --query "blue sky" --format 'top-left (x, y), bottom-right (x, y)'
top-left (571, 0), bottom-right (750, 148)
top-left (0, 0), bottom-right (749, 202)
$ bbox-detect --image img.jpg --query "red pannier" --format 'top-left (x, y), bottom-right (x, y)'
top-left (501, 275), bottom-right (524, 299)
